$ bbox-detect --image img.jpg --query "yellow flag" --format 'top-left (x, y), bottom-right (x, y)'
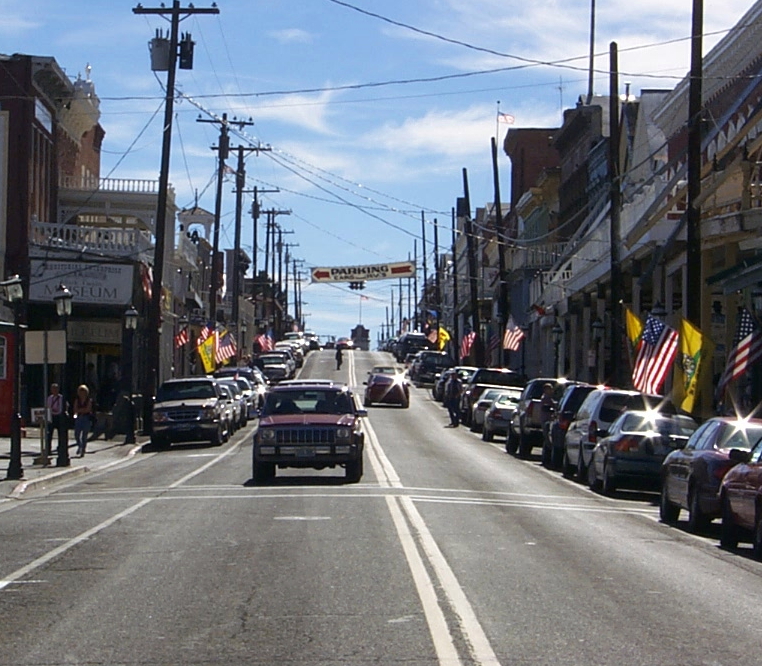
top-left (437, 327), bottom-right (451, 351)
top-left (197, 333), bottom-right (217, 374)
top-left (625, 307), bottom-right (643, 348)
top-left (675, 318), bottom-right (713, 414)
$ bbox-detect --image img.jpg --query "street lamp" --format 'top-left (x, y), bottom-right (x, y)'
top-left (123, 305), bottom-right (138, 445)
top-left (53, 284), bottom-right (72, 467)
top-left (2, 275), bottom-right (24, 480)
top-left (552, 322), bottom-right (563, 377)
top-left (592, 318), bottom-right (605, 384)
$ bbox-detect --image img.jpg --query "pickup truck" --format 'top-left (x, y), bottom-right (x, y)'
top-left (459, 368), bottom-right (524, 427)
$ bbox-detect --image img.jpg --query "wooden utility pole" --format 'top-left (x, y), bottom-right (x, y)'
top-left (609, 42), bottom-right (623, 386)
top-left (491, 136), bottom-right (507, 367)
top-left (462, 168), bottom-right (482, 366)
top-left (132, 1), bottom-right (218, 435)
top-left (451, 207), bottom-right (460, 362)
top-left (434, 218), bottom-right (441, 338)
top-left (421, 212), bottom-right (428, 326)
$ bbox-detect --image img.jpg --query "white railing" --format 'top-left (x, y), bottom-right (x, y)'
top-left (30, 220), bottom-right (153, 257)
top-left (59, 175), bottom-right (159, 194)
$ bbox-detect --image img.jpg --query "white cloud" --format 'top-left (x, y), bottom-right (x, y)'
top-left (269, 28), bottom-right (313, 44)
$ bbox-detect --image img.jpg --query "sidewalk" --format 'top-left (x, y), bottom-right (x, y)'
top-left (0, 426), bottom-right (150, 499)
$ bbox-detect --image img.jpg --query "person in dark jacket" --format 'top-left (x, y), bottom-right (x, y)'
top-left (444, 371), bottom-right (463, 427)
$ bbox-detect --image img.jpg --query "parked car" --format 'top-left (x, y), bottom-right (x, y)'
top-left (470, 388), bottom-right (515, 432)
top-left (482, 390), bottom-right (522, 442)
top-left (275, 340), bottom-right (304, 367)
top-left (151, 377), bottom-right (228, 449)
top-left (719, 435), bottom-right (762, 556)
top-left (563, 388), bottom-right (675, 481)
top-left (409, 350), bottom-right (456, 387)
top-left (660, 417), bottom-right (762, 532)
top-left (394, 331), bottom-right (432, 362)
top-left (216, 383), bottom-right (237, 436)
top-left (336, 337), bottom-right (354, 350)
top-left (217, 378), bottom-right (248, 428)
top-left (587, 410), bottom-right (698, 495)
top-left (510, 378), bottom-right (577, 458)
top-left (252, 382), bottom-right (367, 483)
top-left (231, 376), bottom-right (259, 419)
top-left (545, 382), bottom-right (596, 468)
top-left (433, 366), bottom-right (478, 402)
top-left (363, 366), bottom-right (409, 408)
top-left (257, 352), bottom-right (294, 382)
top-left (460, 367), bottom-right (525, 429)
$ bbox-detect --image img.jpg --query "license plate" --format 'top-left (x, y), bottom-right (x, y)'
top-left (296, 447), bottom-right (315, 457)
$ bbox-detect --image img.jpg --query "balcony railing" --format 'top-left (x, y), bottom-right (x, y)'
top-left (30, 220), bottom-right (153, 259)
top-left (59, 175), bottom-right (159, 194)
top-left (507, 242), bottom-right (567, 271)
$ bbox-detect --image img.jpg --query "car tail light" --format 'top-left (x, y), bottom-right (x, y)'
top-left (613, 436), bottom-right (640, 453)
top-left (588, 421), bottom-right (598, 443)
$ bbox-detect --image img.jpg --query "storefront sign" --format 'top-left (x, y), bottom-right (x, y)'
top-left (67, 320), bottom-right (122, 345)
top-left (28, 260), bottom-right (134, 305)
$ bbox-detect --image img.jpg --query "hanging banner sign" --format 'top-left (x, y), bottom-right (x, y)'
top-left (311, 261), bottom-right (415, 283)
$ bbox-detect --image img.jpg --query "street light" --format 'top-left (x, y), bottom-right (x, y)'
top-left (552, 322), bottom-right (563, 376)
top-left (2, 275), bottom-right (24, 480)
top-left (53, 284), bottom-right (72, 467)
top-left (123, 305), bottom-right (138, 445)
top-left (592, 318), bottom-right (605, 384)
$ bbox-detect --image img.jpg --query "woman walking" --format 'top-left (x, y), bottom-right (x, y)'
top-left (73, 384), bottom-right (94, 457)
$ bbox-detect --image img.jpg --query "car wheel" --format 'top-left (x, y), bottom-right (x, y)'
top-left (659, 483), bottom-right (680, 524)
top-left (720, 495), bottom-right (739, 550)
top-left (253, 460), bottom-right (275, 483)
top-left (210, 425), bottom-right (223, 447)
top-left (753, 511), bottom-right (762, 560)
top-left (401, 396), bottom-right (410, 409)
top-left (482, 427), bottom-right (493, 442)
top-left (551, 444), bottom-right (564, 470)
top-left (541, 441), bottom-right (552, 468)
top-left (562, 449), bottom-right (574, 479)
top-left (587, 457), bottom-right (601, 491)
top-left (518, 433), bottom-right (532, 459)
top-left (687, 485), bottom-right (709, 533)
top-left (151, 436), bottom-right (170, 450)
top-left (576, 448), bottom-right (587, 482)
top-left (601, 460), bottom-right (617, 496)
top-left (505, 430), bottom-right (519, 455)
top-left (345, 457), bottom-right (363, 483)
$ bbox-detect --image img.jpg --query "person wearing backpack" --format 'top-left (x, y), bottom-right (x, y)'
top-left (444, 371), bottom-right (463, 427)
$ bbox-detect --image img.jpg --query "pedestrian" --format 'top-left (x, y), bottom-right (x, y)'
top-left (46, 383), bottom-right (69, 462)
top-left (335, 346), bottom-right (343, 370)
top-left (444, 370), bottom-right (463, 427)
top-left (540, 382), bottom-right (556, 453)
top-left (73, 384), bottom-right (94, 457)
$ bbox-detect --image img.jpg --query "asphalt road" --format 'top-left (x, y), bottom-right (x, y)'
top-left (1, 350), bottom-right (761, 665)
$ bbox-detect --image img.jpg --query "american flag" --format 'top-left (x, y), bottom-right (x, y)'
top-left (140, 263), bottom-right (153, 301)
top-left (255, 331), bottom-right (274, 352)
top-left (631, 314), bottom-right (679, 395)
top-left (718, 308), bottom-right (762, 397)
top-left (215, 330), bottom-right (237, 364)
top-left (503, 316), bottom-right (525, 351)
top-left (460, 331), bottom-right (476, 360)
top-left (488, 330), bottom-right (500, 353)
top-left (196, 322), bottom-right (215, 348)
top-left (174, 326), bottom-right (189, 349)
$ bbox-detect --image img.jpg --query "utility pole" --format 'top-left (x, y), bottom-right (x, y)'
top-left (462, 168), bottom-right (482, 366)
top-left (132, 1), bottom-right (218, 435)
top-left (434, 218), bottom-right (441, 339)
top-left (491, 136), bottom-right (508, 367)
top-left (451, 207), bottom-right (460, 362)
top-left (609, 42), bottom-right (623, 387)
top-left (421, 212), bottom-right (428, 326)
top-left (413, 240), bottom-right (418, 330)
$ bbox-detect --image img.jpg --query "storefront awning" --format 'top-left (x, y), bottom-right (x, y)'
top-left (706, 254), bottom-right (762, 294)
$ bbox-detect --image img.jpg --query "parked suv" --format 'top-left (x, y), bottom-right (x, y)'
top-left (459, 367), bottom-right (525, 428)
top-left (509, 378), bottom-right (574, 458)
top-left (151, 377), bottom-right (227, 449)
top-left (252, 381), bottom-right (368, 483)
top-left (394, 332), bottom-right (432, 362)
top-left (562, 388), bottom-right (674, 480)
top-left (546, 382), bottom-right (595, 468)
top-left (409, 351), bottom-right (455, 387)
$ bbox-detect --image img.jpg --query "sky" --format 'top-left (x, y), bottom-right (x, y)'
top-left (1, 0), bottom-right (756, 342)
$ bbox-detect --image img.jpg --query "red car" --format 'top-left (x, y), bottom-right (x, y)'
top-left (660, 417), bottom-right (762, 532)
top-left (363, 366), bottom-right (409, 408)
top-left (719, 432), bottom-right (762, 557)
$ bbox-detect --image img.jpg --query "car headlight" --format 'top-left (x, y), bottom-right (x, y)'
top-left (153, 411), bottom-right (169, 423)
top-left (261, 428), bottom-right (276, 441)
top-left (336, 427), bottom-right (352, 440)
top-left (201, 407), bottom-right (217, 419)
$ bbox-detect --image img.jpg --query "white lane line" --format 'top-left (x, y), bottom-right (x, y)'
top-left (400, 495), bottom-right (501, 665)
top-left (386, 495), bottom-right (462, 666)
top-left (0, 498), bottom-right (152, 591)
top-left (168, 440), bottom-right (242, 488)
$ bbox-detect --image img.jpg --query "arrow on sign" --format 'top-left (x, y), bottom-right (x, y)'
top-left (390, 264), bottom-right (414, 275)
top-left (312, 269), bottom-right (330, 280)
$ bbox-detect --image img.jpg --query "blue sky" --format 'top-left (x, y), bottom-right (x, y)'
top-left (1, 0), bottom-right (754, 341)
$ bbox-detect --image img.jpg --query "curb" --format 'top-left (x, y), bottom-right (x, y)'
top-left (6, 443), bottom-right (145, 500)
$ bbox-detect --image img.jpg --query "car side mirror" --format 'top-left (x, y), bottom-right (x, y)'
top-left (356, 408), bottom-right (368, 417)
top-left (597, 428), bottom-right (609, 438)
top-left (728, 448), bottom-right (752, 464)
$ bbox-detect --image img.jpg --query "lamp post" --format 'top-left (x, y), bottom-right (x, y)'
top-left (123, 306), bottom-right (138, 445)
top-left (2, 275), bottom-right (24, 480)
top-left (592, 318), bottom-right (605, 384)
top-left (552, 322), bottom-right (563, 377)
top-left (520, 324), bottom-right (529, 378)
top-left (241, 320), bottom-right (247, 359)
top-left (53, 284), bottom-right (73, 467)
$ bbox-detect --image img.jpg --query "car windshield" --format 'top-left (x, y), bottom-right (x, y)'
top-left (620, 413), bottom-right (698, 437)
top-left (473, 370), bottom-right (523, 387)
top-left (157, 381), bottom-right (216, 401)
top-left (262, 389), bottom-right (354, 416)
top-left (371, 366), bottom-right (397, 374)
top-left (260, 356), bottom-right (286, 366)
